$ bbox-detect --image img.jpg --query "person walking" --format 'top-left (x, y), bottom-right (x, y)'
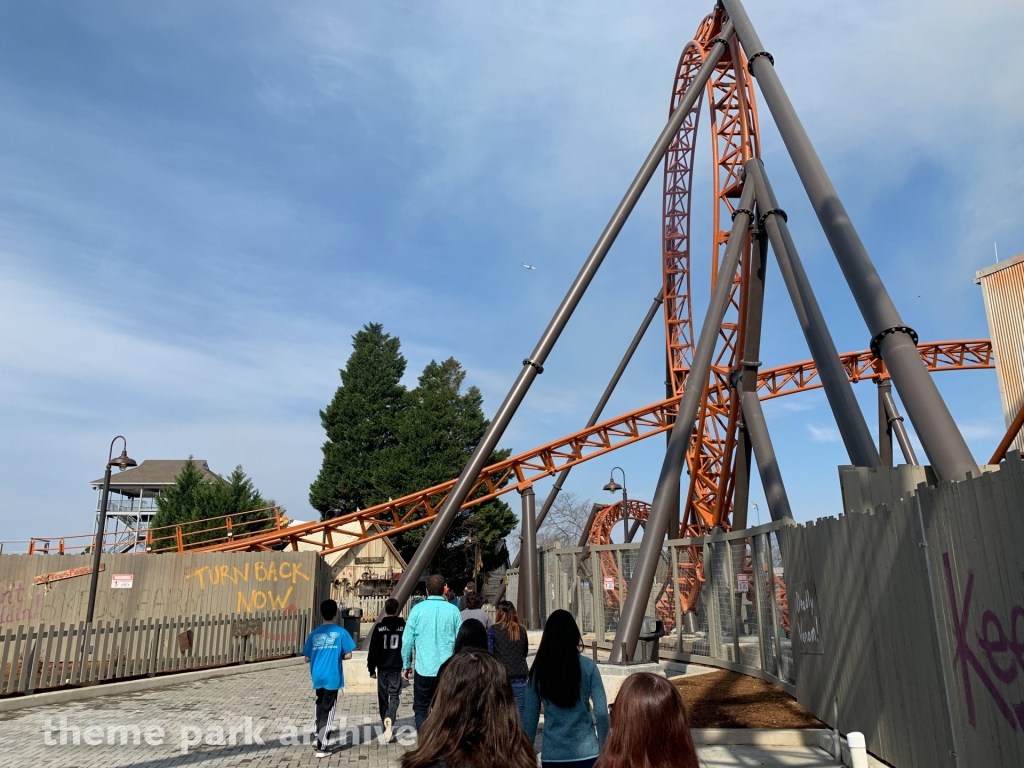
top-left (457, 582), bottom-right (476, 611)
top-left (402, 573), bottom-right (462, 732)
top-left (487, 600), bottom-right (529, 720)
top-left (400, 650), bottom-right (537, 768)
top-left (435, 618), bottom-right (489, 682)
top-left (302, 599), bottom-right (357, 758)
top-left (524, 610), bottom-right (608, 768)
top-left (367, 597), bottom-right (406, 744)
top-left (459, 591), bottom-right (492, 628)
top-left (594, 673), bottom-right (698, 768)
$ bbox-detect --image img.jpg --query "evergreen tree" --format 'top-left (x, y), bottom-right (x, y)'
top-left (309, 327), bottom-right (518, 584)
top-left (309, 323), bottom-right (407, 518)
top-left (151, 458), bottom-right (276, 550)
top-left (151, 458), bottom-right (214, 529)
top-left (379, 358), bottom-right (518, 581)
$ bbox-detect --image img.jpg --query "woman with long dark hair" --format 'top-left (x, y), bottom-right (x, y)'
top-left (524, 610), bottom-right (608, 768)
top-left (435, 618), bottom-right (489, 682)
top-left (402, 650), bottom-right (537, 768)
top-left (594, 672), bottom-right (698, 768)
top-left (487, 601), bottom-right (529, 720)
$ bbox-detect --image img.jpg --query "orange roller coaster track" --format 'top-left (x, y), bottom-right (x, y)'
top-left (22, 11), bottom-right (997, 562)
top-left (30, 340), bottom-right (990, 557)
top-left (664, 11), bottom-right (760, 539)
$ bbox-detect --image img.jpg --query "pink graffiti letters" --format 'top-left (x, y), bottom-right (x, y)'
top-left (942, 552), bottom-right (1018, 729)
top-left (978, 610), bottom-right (1018, 684)
top-left (0, 576), bottom-right (41, 627)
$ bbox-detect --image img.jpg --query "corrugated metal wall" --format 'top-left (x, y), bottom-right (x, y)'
top-left (0, 551), bottom-right (328, 630)
top-left (785, 457), bottom-right (1024, 767)
top-left (977, 254), bottom-right (1024, 452)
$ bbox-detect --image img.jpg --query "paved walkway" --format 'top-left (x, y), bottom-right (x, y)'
top-left (0, 664), bottom-right (841, 768)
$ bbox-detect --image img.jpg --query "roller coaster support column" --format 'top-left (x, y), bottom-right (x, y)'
top-left (745, 159), bottom-right (879, 467)
top-left (739, 390), bottom-right (793, 521)
top-left (666, 360), bottom-right (681, 539)
top-left (722, 0), bottom-right (975, 482)
top-left (881, 385), bottom-right (919, 465)
top-left (494, 290), bottom-right (664, 603)
top-left (390, 26), bottom-right (735, 609)
top-left (877, 379), bottom-right (894, 466)
top-left (576, 504), bottom-right (603, 548)
top-left (518, 485), bottom-right (541, 630)
top-left (731, 208), bottom-right (770, 529)
top-left (610, 182), bottom-right (756, 663)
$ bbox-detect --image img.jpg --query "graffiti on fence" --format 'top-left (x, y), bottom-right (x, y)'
top-left (185, 560), bottom-right (310, 614)
top-left (792, 581), bottom-right (823, 655)
top-left (0, 576), bottom-right (41, 627)
top-left (942, 552), bottom-right (1024, 731)
top-left (232, 618), bottom-right (264, 637)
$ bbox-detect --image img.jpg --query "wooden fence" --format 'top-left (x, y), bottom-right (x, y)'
top-left (0, 608), bottom-right (312, 697)
top-left (352, 595), bottom-right (496, 623)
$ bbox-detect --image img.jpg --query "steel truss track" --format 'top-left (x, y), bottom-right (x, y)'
top-left (26, 341), bottom-right (989, 556)
top-left (184, 340), bottom-right (989, 556)
top-left (664, 10), bottom-right (760, 537)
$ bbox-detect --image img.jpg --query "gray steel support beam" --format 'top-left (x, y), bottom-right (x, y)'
top-left (732, 208), bottom-right (770, 530)
top-left (882, 388), bottom-right (919, 466)
top-left (878, 379), bottom-right (894, 467)
top-left (518, 485), bottom-right (542, 630)
top-left (576, 503), bottom-right (604, 549)
top-left (390, 27), bottom-right (735, 608)
top-left (745, 159), bottom-right (879, 467)
top-left (494, 290), bottom-right (664, 602)
top-left (739, 389), bottom-right (794, 521)
top-left (721, 0), bottom-right (976, 481)
top-left (609, 182), bottom-right (756, 663)
top-left (731, 427), bottom-right (752, 529)
top-left (666, 360), bottom-right (681, 540)
top-left (666, 477), bottom-right (681, 540)
top-left (626, 517), bottom-right (643, 543)
top-left (535, 289), bottom-right (666, 529)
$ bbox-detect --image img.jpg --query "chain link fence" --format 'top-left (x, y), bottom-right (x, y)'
top-left (506, 520), bottom-right (794, 691)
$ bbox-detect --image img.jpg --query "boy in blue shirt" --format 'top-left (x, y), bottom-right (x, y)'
top-left (303, 599), bottom-right (357, 757)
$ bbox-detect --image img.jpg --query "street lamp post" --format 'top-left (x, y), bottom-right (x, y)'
top-left (603, 467), bottom-right (628, 544)
top-left (85, 436), bottom-right (137, 625)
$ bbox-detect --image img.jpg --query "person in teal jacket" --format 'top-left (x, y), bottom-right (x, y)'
top-left (401, 573), bottom-right (462, 731)
top-left (524, 610), bottom-right (609, 768)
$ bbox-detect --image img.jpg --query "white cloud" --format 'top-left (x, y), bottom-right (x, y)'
top-left (1, 0), bottom-right (1019, 541)
top-left (958, 421), bottom-right (1004, 441)
top-left (807, 423), bottom-right (841, 443)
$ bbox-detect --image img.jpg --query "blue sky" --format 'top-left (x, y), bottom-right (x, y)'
top-left (1, 0), bottom-right (1022, 544)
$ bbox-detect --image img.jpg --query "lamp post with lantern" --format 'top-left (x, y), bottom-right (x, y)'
top-left (603, 467), bottom-right (628, 544)
top-left (85, 436), bottom-right (137, 624)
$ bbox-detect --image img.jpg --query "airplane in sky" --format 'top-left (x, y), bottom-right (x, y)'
top-left (522, 263), bottom-right (536, 270)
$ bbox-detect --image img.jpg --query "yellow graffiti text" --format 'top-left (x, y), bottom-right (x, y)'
top-left (236, 587), bottom-right (294, 612)
top-left (185, 561), bottom-right (308, 588)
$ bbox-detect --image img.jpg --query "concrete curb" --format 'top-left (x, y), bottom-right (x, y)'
top-left (691, 728), bottom-right (826, 746)
top-left (0, 656), bottom-right (306, 713)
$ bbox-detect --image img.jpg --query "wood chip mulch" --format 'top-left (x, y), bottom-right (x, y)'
top-left (673, 669), bottom-right (826, 729)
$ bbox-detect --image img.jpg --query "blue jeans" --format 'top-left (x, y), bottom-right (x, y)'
top-left (510, 677), bottom-right (527, 722)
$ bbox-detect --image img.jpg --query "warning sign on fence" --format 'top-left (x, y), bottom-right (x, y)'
top-left (603, 577), bottom-right (615, 591)
top-left (111, 574), bottom-right (134, 589)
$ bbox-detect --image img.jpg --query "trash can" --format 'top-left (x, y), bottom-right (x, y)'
top-left (635, 616), bottom-right (666, 663)
top-left (341, 607), bottom-right (362, 643)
